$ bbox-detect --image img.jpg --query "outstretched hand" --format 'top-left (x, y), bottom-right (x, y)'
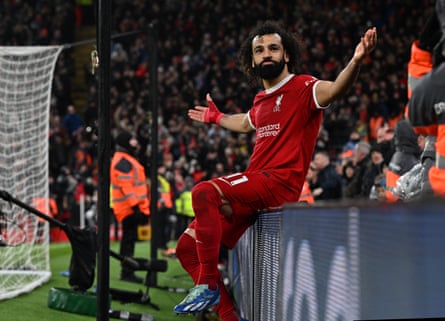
top-left (188, 93), bottom-right (224, 124)
top-left (353, 27), bottom-right (377, 62)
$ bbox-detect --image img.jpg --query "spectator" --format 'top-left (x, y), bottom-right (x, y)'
top-left (305, 161), bottom-right (319, 191)
top-left (369, 174), bottom-right (387, 202)
top-left (156, 163), bottom-right (175, 255)
top-left (375, 125), bottom-right (395, 165)
top-left (361, 143), bottom-right (387, 198)
top-left (385, 119), bottom-right (422, 202)
top-left (62, 105), bottom-right (84, 143)
top-left (324, 107), bottom-right (358, 154)
top-left (49, 132), bottom-right (69, 178)
top-left (341, 160), bottom-right (356, 195)
top-left (342, 130), bottom-right (362, 153)
top-left (310, 150), bottom-right (343, 201)
top-left (343, 141), bottom-right (372, 198)
top-left (174, 176), bottom-right (195, 239)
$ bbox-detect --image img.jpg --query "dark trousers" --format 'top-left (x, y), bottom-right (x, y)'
top-left (119, 211), bottom-right (148, 277)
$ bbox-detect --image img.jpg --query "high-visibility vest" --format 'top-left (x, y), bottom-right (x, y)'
top-left (175, 190), bottom-right (194, 217)
top-left (405, 40), bottom-right (433, 119)
top-left (110, 151), bottom-right (150, 222)
top-left (157, 175), bottom-right (173, 209)
top-left (385, 169), bottom-right (401, 203)
top-left (407, 40), bottom-right (433, 99)
top-left (298, 181), bottom-right (314, 204)
top-left (33, 197), bottom-right (58, 223)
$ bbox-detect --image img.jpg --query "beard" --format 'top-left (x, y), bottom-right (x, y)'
top-left (254, 58), bottom-right (286, 80)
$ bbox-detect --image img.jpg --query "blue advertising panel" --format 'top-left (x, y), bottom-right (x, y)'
top-left (231, 199), bottom-right (445, 321)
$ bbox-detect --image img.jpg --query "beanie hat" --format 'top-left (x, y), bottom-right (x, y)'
top-left (370, 142), bottom-right (382, 154)
top-left (115, 131), bottom-right (134, 152)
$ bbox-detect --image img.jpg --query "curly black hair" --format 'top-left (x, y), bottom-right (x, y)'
top-left (238, 20), bottom-right (303, 84)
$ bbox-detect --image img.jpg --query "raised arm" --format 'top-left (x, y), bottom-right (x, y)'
top-left (188, 93), bottom-right (253, 133)
top-left (316, 27), bottom-right (377, 107)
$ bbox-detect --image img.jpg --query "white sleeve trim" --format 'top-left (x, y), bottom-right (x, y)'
top-left (247, 111), bottom-right (255, 129)
top-left (313, 81), bottom-right (330, 109)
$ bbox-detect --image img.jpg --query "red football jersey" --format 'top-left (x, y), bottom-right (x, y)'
top-left (247, 74), bottom-right (327, 184)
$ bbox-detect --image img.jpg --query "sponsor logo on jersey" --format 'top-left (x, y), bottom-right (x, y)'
top-left (257, 123), bottom-right (280, 138)
top-left (434, 101), bottom-right (445, 115)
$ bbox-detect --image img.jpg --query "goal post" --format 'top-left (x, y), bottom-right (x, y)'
top-left (0, 46), bottom-right (63, 300)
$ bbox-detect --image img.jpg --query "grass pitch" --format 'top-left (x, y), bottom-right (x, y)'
top-left (1, 240), bottom-right (195, 321)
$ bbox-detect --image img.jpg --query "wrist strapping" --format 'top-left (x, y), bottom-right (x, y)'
top-left (204, 99), bottom-right (224, 124)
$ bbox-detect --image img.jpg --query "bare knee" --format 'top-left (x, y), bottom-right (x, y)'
top-left (184, 227), bottom-right (196, 240)
top-left (220, 203), bottom-right (233, 219)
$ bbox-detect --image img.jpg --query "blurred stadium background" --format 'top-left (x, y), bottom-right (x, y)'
top-left (1, 1), bottom-right (444, 321)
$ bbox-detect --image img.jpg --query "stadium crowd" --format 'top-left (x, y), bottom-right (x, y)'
top-left (1, 1), bottom-right (439, 234)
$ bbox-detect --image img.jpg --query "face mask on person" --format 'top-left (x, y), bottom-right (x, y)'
top-left (254, 57), bottom-right (286, 80)
top-left (115, 132), bottom-right (139, 156)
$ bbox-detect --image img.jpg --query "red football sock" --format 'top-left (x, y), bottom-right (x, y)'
top-left (192, 182), bottom-right (223, 290)
top-left (176, 217), bottom-right (239, 321)
top-left (214, 278), bottom-right (239, 321)
top-left (175, 231), bottom-right (200, 283)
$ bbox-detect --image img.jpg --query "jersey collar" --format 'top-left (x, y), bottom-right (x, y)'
top-left (265, 74), bottom-right (294, 94)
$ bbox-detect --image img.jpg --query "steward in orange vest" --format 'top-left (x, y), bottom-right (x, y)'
top-left (407, 41), bottom-right (434, 100)
top-left (110, 131), bottom-right (150, 282)
top-left (404, 15), bottom-right (437, 125)
top-left (111, 134), bottom-right (150, 222)
top-left (407, 0), bottom-right (445, 197)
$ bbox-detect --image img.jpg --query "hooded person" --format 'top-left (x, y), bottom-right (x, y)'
top-left (342, 141), bottom-right (372, 198)
top-left (385, 120), bottom-right (422, 202)
top-left (110, 130), bottom-right (150, 283)
top-left (115, 130), bottom-right (139, 156)
top-left (407, 0), bottom-right (445, 197)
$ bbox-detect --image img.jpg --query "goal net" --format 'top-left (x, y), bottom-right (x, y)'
top-left (0, 46), bottom-right (63, 300)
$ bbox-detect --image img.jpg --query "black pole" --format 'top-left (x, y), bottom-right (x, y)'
top-left (62, 29), bottom-right (142, 49)
top-left (0, 190), bottom-right (65, 229)
top-left (148, 21), bottom-right (159, 287)
top-left (96, 0), bottom-right (111, 320)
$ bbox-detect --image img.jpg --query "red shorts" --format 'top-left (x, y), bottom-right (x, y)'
top-left (188, 170), bottom-right (302, 248)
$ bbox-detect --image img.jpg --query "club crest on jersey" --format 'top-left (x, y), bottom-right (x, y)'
top-left (305, 77), bottom-right (317, 86)
top-left (273, 94), bottom-right (283, 112)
